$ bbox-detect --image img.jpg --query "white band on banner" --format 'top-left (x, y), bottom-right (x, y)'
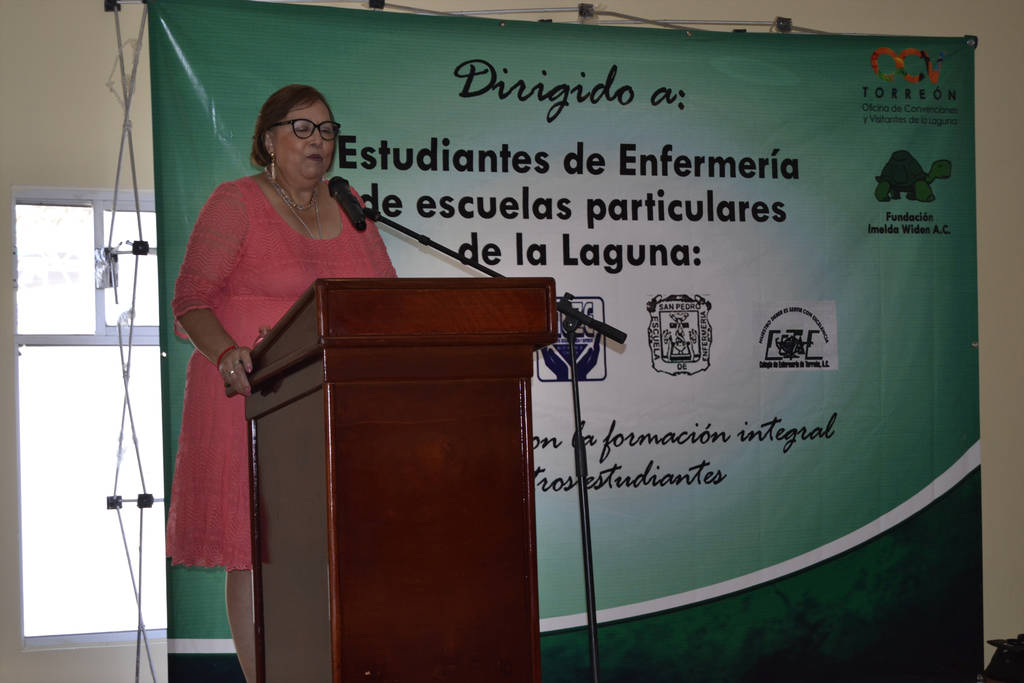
top-left (541, 441), bottom-right (981, 632)
top-left (167, 638), bottom-right (237, 655)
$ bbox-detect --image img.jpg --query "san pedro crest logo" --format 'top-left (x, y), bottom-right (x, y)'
top-left (646, 294), bottom-right (712, 376)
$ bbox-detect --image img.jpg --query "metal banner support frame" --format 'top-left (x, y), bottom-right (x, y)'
top-left (102, 3), bottom-right (160, 683)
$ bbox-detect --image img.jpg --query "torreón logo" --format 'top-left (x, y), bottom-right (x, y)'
top-left (862, 46), bottom-right (957, 104)
top-left (871, 47), bottom-right (945, 84)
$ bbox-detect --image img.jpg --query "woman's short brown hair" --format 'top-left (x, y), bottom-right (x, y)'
top-left (250, 84), bottom-right (336, 167)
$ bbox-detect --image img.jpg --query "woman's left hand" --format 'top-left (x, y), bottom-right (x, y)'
top-left (219, 345), bottom-right (254, 397)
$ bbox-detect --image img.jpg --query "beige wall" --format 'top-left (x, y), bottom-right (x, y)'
top-left (1, 1), bottom-right (1020, 681)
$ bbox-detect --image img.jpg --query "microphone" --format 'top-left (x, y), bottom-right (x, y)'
top-left (328, 176), bottom-right (366, 231)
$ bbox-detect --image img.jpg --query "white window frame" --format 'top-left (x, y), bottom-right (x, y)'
top-left (12, 185), bottom-right (167, 647)
top-left (12, 186), bottom-right (160, 347)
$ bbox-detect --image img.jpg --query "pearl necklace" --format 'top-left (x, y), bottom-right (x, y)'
top-left (266, 171), bottom-right (322, 239)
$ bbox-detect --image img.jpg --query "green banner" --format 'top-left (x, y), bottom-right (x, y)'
top-left (151, 1), bottom-right (980, 680)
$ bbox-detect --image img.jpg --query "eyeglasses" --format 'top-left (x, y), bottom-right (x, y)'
top-left (269, 118), bottom-right (341, 140)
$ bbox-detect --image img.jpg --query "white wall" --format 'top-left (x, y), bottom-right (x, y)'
top-left (1, 1), bottom-right (1020, 681)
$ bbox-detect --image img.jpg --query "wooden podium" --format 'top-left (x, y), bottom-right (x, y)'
top-left (244, 277), bottom-right (558, 683)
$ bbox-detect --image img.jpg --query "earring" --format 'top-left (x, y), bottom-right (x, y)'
top-left (269, 152), bottom-right (276, 181)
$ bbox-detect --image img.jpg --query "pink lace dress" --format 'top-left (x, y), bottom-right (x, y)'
top-left (166, 176), bottom-right (395, 569)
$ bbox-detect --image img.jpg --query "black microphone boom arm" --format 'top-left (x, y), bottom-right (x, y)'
top-left (361, 205), bottom-right (505, 279)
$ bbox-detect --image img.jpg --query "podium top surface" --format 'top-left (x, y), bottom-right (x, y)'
top-left (248, 277), bottom-right (558, 390)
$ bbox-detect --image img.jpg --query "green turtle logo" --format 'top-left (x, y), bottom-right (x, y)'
top-left (874, 150), bottom-right (951, 202)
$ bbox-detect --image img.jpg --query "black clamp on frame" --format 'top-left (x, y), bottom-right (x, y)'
top-left (106, 493), bottom-right (155, 509)
top-left (104, 0), bottom-right (145, 9)
top-left (368, 0), bottom-right (385, 8)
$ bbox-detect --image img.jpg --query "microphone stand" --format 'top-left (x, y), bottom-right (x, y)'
top-left (360, 202), bottom-right (627, 683)
top-left (363, 207), bottom-right (504, 279)
top-left (555, 293), bottom-right (625, 683)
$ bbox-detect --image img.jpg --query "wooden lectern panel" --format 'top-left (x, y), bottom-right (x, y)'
top-left (246, 278), bottom-right (557, 683)
top-left (253, 388), bottom-right (331, 682)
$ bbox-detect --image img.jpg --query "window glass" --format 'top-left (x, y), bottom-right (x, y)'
top-left (15, 204), bottom-right (96, 335)
top-left (18, 345), bottom-right (167, 636)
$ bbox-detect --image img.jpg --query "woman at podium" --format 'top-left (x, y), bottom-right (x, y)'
top-left (165, 84), bottom-right (395, 682)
